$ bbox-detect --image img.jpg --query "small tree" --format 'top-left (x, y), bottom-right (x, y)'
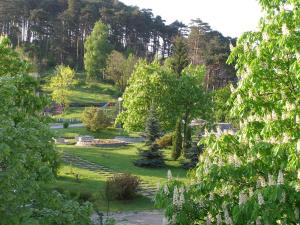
top-left (134, 108), bottom-right (165, 168)
top-left (105, 51), bottom-right (138, 92)
top-left (172, 118), bottom-right (182, 160)
top-left (81, 107), bottom-right (112, 132)
top-left (84, 21), bottom-right (111, 80)
top-left (49, 65), bottom-right (76, 109)
top-left (145, 107), bottom-right (161, 144)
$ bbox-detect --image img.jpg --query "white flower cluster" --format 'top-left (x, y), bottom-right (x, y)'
top-left (163, 185), bottom-right (169, 195)
top-left (280, 191), bottom-right (286, 203)
top-left (262, 32), bottom-right (269, 41)
top-left (296, 115), bottom-right (300, 124)
top-left (239, 192), bottom-right (248, 206)
top-left (296, 52), bottom-right (300, 61)
top-left (216, 214), bottom-right (222, 225)
top-left (173, 186), bottom-right (185, 209)
top-left (296, 140), bottom-right (300, 153)
top-left (167, 170), bottom-right (172, 180)
top-left (228, 154), bottom-right (241, 168)
top-left (282, 133), bottom-right (290, 143)
top-left (282, 24), bottom-right (290, 36)
top-left (256, 217), bottom-right (262, 225)
top-left (206, 214), bottom-right (212, 225)
top-left (222, 205), bottom-right (233, 225)
top-left (258, 192), bottom-right (264, 205)
top-left (277, 170), bottom-right (284, 185)
top-left (268, 174), bottom-right (276, 186)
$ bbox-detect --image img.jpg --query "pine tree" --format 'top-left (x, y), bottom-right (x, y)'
top-left (134, 107), bottom-right (165, 168)
top-left (145, 107), bottom-right (160, 144)
top-left (172, 118), bottom-right (182, 160)
top-left (170, 36), bottom-right (190, 77)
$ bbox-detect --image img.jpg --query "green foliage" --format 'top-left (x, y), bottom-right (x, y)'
top-left (49, 65), bottom-right (76, 108)
top-left (212, 85), bottom-right (232, 122)
top-left (105, 50), bottom-right (138, 92)
top-left (157, 1), bottom-right (300, 224)
top-left (116, 60), bottom-right (210, 132)
top-left (156, 133), bottom-right (173, 149)
top-left (172, 119), bottom-right (183, 160)
top-left (81, 107), bottom-right (112, 131)
top-left (145, 107), bottom-right (161, 144)
top-left (170, 37), bottom-right (190, 76)
top-left (0, 36), bottom-right (28, 77)
top-left (116, 60), bottom-right (179, 131)
top-left (135, 108), bottom-right (165, 168)
top-left (84, 21), bottom-right (111, 80)
top-left (107, 173), bottom-right (140, 200)
top-left (0, 37), bottom-right (92, 225)
top-left (134, 143), bottom-right (165, 168)
top-left (63, 121), bottom-right (70, 129)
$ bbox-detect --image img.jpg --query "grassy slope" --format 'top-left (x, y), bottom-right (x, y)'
top-left (51, 127), bottom-right (187, 211)
top-left (47, 165), bottom-right (154, 211)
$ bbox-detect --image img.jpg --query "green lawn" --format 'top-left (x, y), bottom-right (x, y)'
top-left (58, 143), bottom-right (187, 186)
top-left (50, 126), bottom-right (188, 211)
top-left (68, 82), bottom-right (120, 104)
top-left (53, 127), bottom-right (139, 139)
top-left (46, 164), bottom-right (154, 211)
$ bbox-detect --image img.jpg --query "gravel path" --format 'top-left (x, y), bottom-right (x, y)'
top-left (92, 210), bottom-right (165, 225)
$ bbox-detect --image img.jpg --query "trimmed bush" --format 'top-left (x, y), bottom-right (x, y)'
top-left (107, 173), bottom-right (140, 200)
top-left (81, 107), bottom-right (112, 131)
top-left (63, 121), bottom-right (69, 129)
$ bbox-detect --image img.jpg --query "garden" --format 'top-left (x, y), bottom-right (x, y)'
top-left (0, 0), bottom-right (299, 224)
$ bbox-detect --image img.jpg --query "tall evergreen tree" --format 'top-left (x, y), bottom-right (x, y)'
top-left (170, 36), bottom-right (190, 77)
top-left (145, 106), bottom-right (161, 144)
top-left (84, 21), bottom-right (111, 80)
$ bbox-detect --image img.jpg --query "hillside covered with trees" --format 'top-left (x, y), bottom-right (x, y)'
top-left (0, 0), bottom-right (236, 89)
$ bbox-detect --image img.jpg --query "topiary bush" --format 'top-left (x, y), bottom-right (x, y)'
top-left (107, 173), bottom-right (140, 200)
top-left (81, 107), bottom-right (112, 131)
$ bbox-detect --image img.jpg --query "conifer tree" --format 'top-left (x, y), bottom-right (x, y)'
top-left (134, 107), bottom-right (165, 168)
top-left (172, 118), bottom-right (182, 160)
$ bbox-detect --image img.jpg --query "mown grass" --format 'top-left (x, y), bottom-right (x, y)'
top-left (68, 82), bottom-right (120, 104)
top-left (46, 165), bottom-right (155, 211)
top-left (58, 143), bottom-right (188, 186)
top-left (53, 127), bottom-right (140, 139)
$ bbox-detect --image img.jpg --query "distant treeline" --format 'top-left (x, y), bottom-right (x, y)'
top-left (0, 0), bottom-right (237, 89)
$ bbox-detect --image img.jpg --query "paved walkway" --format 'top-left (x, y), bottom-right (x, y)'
top-left (62, 153), bottom-right (158, 198)
top-left (50, 123), bottom-right (84, 129)
top-left (92, 211), bottom-right (165, 225)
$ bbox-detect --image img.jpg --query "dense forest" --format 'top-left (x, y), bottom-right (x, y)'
top-left (0, 0), bottom-right (237, 89)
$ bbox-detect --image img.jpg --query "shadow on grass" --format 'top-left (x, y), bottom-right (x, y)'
top-left (59, 144), bottom-right (187, 182)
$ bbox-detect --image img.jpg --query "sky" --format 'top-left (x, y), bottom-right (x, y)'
top-left (120, 0), bottom-right (263, 38)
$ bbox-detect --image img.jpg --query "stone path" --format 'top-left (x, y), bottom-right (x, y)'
top-left (92, 210), bottom-right (165, 225)
top-left (62, 153), bottom-right (158, 198)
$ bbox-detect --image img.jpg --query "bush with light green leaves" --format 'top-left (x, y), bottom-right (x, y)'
top-left (155, 1), bottom-right (300, 224)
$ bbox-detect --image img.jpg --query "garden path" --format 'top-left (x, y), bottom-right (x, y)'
top-left (62, 153), bottom-right (158, 198)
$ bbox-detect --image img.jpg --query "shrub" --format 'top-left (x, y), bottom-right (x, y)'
top-left (81, 107), bottom-right (112, 131)
top-left (156, 133), bottom-right (173, 148)
top-left (107, 173), bottom-right (140, 200)
top-left (63, 121), bottom-right (69, 129)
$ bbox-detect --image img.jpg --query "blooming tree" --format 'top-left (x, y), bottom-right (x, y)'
top-left (156, 0), bottom-right (300, 224)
